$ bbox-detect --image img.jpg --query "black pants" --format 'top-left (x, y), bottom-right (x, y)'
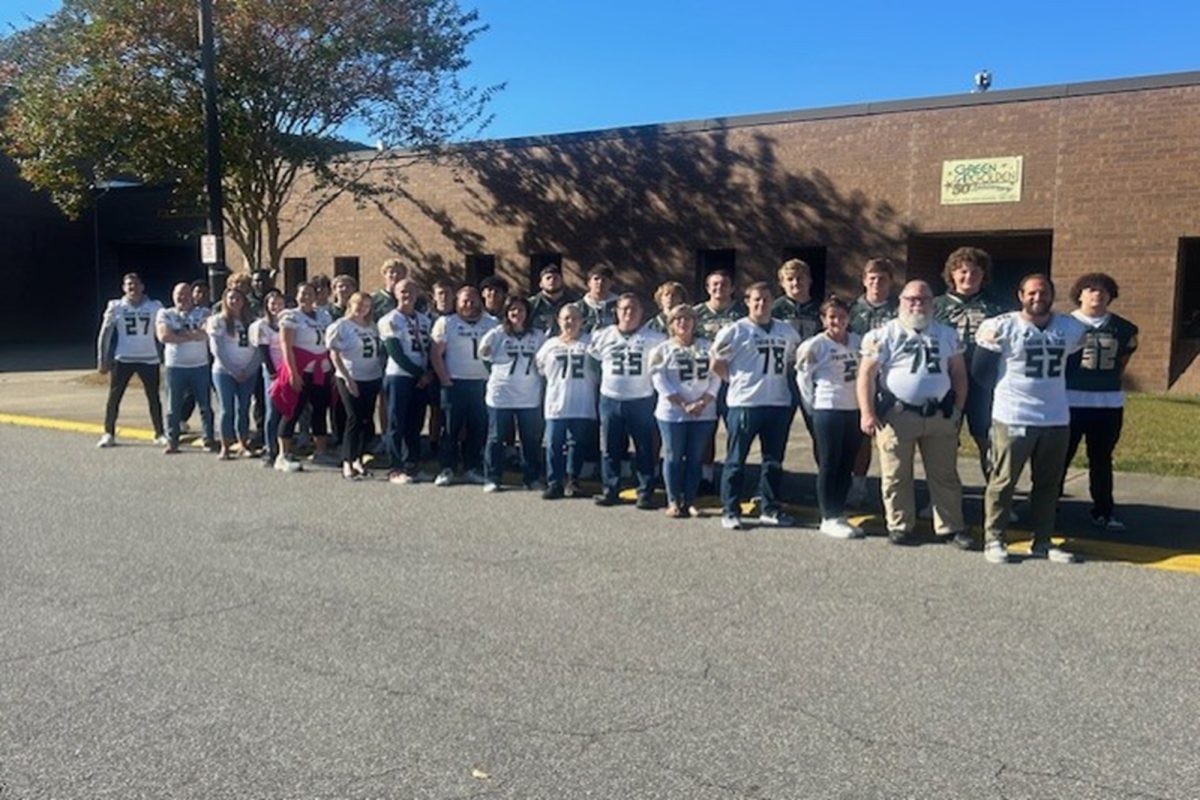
top-left (105, 361), bottom-right (163, 437)
top-left (812, 409), bottom-right (863, 519)
top-left (336, 377), bottom-right (381, 464)
top-left (1064, 405), bottom-right (1123, 517)
top-left (280, 373), bottom-right (331, 439)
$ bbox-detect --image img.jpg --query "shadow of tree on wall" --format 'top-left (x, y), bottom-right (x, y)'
top-left (378, 124), bottom-right (915, 296)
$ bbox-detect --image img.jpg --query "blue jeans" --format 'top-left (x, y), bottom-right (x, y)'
top-left (166, 364), bottom-right (213, 446)
top-left (812, 409), bottom-right (862, 519)
top-left (214, 369), bottom-right (255, 443)
top-left (658, 419), bottom-right (717, 508)
top-left (721, 405), bottom-right (792, 517)
top-left (487, 405), bottom-right (544, 485)
top-left (544, 418), bottom-right (593, 489)
top-left (385, 375), bottom-right (427, 472)
top-left (599, 394), bottom-right (657, 498)
top-left (439, 380), bottom-right (487, 473)
top-left (262, 366), bottom-right (280, 459)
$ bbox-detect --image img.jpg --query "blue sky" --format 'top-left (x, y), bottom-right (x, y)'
top-left (5, 0), bottom-right (1200, 141)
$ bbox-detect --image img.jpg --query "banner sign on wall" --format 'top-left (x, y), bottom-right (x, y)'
top-left (940, 156), bottom-right (1023, 205)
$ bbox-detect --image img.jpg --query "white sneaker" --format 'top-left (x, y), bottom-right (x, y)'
top-left (482, 481), bottom-right (500, 493)
top-left (819, 518), bottom-right (864, 539)
top-left (758, 511), bottom-right (795, 527)
top-left (433, 469), bottom-right (454, 487)
top-left (463, 469), bottom-right (487, 485)
top-left (274, 454), bottom-right (301, 473)
top-left (153, 434), bottom-right (169, 446)
top-left (388, 471), bottom-right (413, 485)
top-left (984, 541), bottom-right (1010, 564)
top-left (97, 433), bottom-right (116, 448)
top-left (1029, 541), bottom-right (1079, 564)
top-left (721, 514), bottom-right (744, 531)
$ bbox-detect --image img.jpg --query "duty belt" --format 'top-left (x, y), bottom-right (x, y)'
top-left (896, 398), bottom-right (943, 418)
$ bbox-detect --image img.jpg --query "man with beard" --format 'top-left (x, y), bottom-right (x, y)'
top-left (528, 264), bottom-right (580, 336)
top-left (974, 274), bottom-right (1089, 564)
top-left (857, 280), bottom-right (969, 548)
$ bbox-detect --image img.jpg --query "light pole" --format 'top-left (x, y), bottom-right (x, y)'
top-left (198, 0), bottom-right (228, 299)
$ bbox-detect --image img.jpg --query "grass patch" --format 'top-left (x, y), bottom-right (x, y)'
top-left (960, 393), bottom-right (1200, 478)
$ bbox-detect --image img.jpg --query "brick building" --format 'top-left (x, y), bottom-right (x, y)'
top-left (279, 71), bottom-right (1200, 392)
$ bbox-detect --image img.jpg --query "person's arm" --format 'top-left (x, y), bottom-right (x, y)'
top-left (329, 346), bottom-right (358, 397)
top-left (280, 325), bottom-right (302, 391)
top-left (155, 311), bottom-right (185, 345)
top-left (384, 337), bottom-right (424, 376)
top-left (97, 302), bottom-right (117, 373)
top-left (857, 355), bottom-right (882, 436)
top-left (948, 352), bottom-right (968, 415)
top-left (795, 345), bottom-right (818, 413)
top-left (258, 344), bottom-right (277, 377)
top-left (431, 341), bottom-right (451, 387)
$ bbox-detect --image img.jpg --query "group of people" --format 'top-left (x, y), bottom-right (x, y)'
top-left (97, 248), bottom-right (1137, 564)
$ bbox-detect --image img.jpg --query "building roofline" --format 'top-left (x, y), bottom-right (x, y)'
top-left (351, 69), bottom-right (1200, 160)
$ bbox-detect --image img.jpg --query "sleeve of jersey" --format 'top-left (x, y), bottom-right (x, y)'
top-left (1122, 318), bottom-right (1140, 354)
top-left (325, 321), bottom-right (343, 353)
top-left (711, 325), bottom-right (737, 360)
top-left (946, 326), bottom-right (965, 357)
top-left (973, 318), bottom-right (1004, 353)
top-left (860, 329), bottom-right (886, 363)
top-left (794, 340), bottom-right (819, 409)
top-left (648, 343), bottom-right (681, 397)
top-left (430, 316), bottom-right (448, 343)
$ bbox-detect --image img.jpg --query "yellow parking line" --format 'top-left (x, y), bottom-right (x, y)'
top-left (0, 413), bottom-right (157, 441)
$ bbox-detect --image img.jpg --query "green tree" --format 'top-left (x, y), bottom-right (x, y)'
top-left (0, 0), bottom-right (496, 271)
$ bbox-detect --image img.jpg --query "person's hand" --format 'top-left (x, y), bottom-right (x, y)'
top-left (860, 411), bottom-right (880, 436)
top-left (98, 364), bottom-right (110, 376)
top-left (289, 372), bottom-right (302, 392)
top-left (416, 373), bottom-right (433, 389)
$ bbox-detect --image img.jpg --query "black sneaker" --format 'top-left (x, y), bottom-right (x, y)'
top-left (593, 492), bottom-right (619, 507)
top-left (635, 494), bottom-right (656, 510)
top-left (939, 531), bottom-right (978, 551)
top-left (542, 484), bottom-right (564, 500)
top-left (887, 529), bottom-right (920, 546)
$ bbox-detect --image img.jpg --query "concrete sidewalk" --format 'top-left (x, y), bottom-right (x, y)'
top-left (2, 344), bottom-right (1197, 570)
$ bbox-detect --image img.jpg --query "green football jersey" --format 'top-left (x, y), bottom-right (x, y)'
top-left (771, 296), bottom-right (822, 340)
top-left (693, 300), bottom-right (747, 341)
top-left (849, 296), bottom-right (897, 335)
top-left (933, 291), bottom-right (1009, 352)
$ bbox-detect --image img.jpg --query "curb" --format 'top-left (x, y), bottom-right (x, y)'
top-left (4, 411), bottom-right (1197, 576)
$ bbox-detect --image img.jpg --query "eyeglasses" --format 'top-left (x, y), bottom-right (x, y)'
top-left (900, 295), bottom-right (931, 304)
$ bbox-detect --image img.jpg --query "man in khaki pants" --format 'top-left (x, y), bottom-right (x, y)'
top-left (857, 280), bottom-right (971, 548)
top-left (973, 274), bottom-right (1089, 564)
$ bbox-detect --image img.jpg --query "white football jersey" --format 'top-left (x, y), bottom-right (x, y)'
top-left (711, 318), bottom-right (802, 407)
top-left (378, 309), bottom-right (431, 378)
top-left (206, 315), bottom-right (257, 375)
top-left (796, 332), bottom-right (861, 411)
top-left (279, 307), bottom-right (333, 373)
top-left (589, 325), bottom-right (667, 400)
top-left (249, 318), bottom-right (282, 373)
top-left (536, 335), bottom-right (597, 420)
top-left (432, 314), bottom-right (498, 381)
top-left (327, 318), bottom-right (384, 382)
top-left (975, 312), bottom-right (1088, 426)
top-left (101, 297), bottom-right (163, 364)
top-left (480, 327), bottom-right (546, 409)
top-left (157, 305), bottom-right (210, 368)
top-left (861, 319), bottom-right (962, 406)
top-left (648, 338), bottom-right (719, 423)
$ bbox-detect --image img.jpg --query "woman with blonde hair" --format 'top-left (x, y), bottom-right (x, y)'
top-left (648, 304), bottom-right (718, 517)
top-left (207, 287), bottom-right (261, 459)
top-left (327, 291), bottom-right (385, 479)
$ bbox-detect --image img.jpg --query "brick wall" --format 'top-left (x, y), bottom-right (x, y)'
top-left (280, 81), bottom-right (1200, 390)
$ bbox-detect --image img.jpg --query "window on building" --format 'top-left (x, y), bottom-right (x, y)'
top-left (781, 246), bottom-right (828, 301)
top-left (695, 249), bottom-right (736, 296)
top-left (466, 254), bottom-right (496, 286)
top-left (529, 252), bottom-right (563, 294)
top-left (283, 257), bottom-right (307, 295)
top-left (333, 256), bottom-right (360, 285)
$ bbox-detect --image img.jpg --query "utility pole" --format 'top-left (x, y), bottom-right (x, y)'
top-left (198, 0), bottom-right (228, 299)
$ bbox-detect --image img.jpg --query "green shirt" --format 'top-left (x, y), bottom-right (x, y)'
top-left (849, 296), bottom-right (898, 335)
top-left (771, 296), bottom-right (822, 340)
top-left (933, 291), bottom-right (1009, 352)
top-left (693, 300), bottom-right (747, 341)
